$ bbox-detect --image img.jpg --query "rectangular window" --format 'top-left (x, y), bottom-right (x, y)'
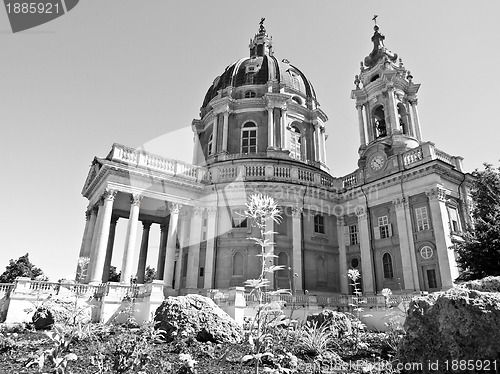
top-left (427, 269), bottom-right (437, 289)
top-left (415, 206), bottom-right (429, 231)
top-left (232, 209), bottom-right (247, 228)
top-left (242, 129), bottom-right (257, 153)
top-left (314, 214), bottom-right (325, 234)
top-left (199, 267), bottom-right (204, 277)
top-left (349, 224), bottom-right (359, 245)
top-left (448, 207), bottom-right (461, 233)
top-left (377, 215), bottom-right (391, 239)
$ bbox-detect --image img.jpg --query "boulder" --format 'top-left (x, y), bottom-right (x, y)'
top-left (306, 310), bottom-right (352, 337)
top-left (154, 294), bottom-right (243, 344)
top-left (398, 277), bottom-right (500, 373)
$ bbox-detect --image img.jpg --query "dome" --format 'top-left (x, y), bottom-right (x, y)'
top-left (201, 20), bottom-right (317, 113)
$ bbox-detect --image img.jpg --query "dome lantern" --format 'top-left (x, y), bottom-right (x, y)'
top-left (249, 18), bottom-right (273, 58)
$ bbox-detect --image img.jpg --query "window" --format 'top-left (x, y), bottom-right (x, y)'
top-left (277, 252), bottom-right (288, 277)
top-left (316, 256), bottom-right (326, 282)
top-left (244, 91), bottom-right (256, 98)
top-left (448, 206), bottom-right (461, 233)
top-left (375, 215), bottom-right (392, 239)
top-left (314, 214), bottom-right (325, 234)
top-left (351, 257), bottom-right (359, 269)
top-left (181, 252), bottom-right (188, 277)
top-left (289, 126), bottom-right (302, 160)
top-left (242, 122), bottom-right (257, 154)
top-left (232, 209), bottom-right (247, 228)
top-left (426, 269), bottom-right (438, 289)
top-left (349, 224), bottom-right (359, 245)
top-left (420, 246), bottom-right (433, 260)
top-left (199, 267), bottom-right (204, 277)
top-left (207, 133), bottom-right (214, 156)
top-left (382, 253), bottom-right (394, 279)
top-left (415, 206), bottom-right (429, 231)
top-left (232, 252), bottom-right (244, 276)
top-left (292, 96), bottom-right (302, 105)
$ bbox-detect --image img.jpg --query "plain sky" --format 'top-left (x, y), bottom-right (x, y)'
top-left (0, 1), bottom-right (499, 282)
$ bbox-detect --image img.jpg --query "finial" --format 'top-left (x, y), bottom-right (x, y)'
top-left (372, 14), bottom-right (378, 25)
top-left (399, 58), bottom-right (404, 68)
top-left (259, 17), bottom-right (266, 33)
top-left (407, 71), bottom-right (413, 83)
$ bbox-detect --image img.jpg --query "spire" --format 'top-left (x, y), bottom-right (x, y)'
top-left (364, 16), bottom-right (397, 68)
top-left (249, 18), bottom-right (273, 57)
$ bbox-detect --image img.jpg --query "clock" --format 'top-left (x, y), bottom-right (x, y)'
top-left (369, 153), bottom-right (386, 172)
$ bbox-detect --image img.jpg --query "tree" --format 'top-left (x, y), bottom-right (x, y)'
top-left (108, 266), bottom-right (121, 282)
top-left (0, 253), bottom-right (48, 283)
top-left (144, 266), bottom-right (156, 283)
top-left (455, 163), bottom-right (500, 281)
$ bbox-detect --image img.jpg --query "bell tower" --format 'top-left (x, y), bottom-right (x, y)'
top-left (351, 17), bottom-right (423, 163)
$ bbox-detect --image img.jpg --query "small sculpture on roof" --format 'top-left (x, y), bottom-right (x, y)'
top-left (259, 17), bottom-right (266, 34)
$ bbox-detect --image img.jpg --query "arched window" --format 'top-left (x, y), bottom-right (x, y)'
top-left (291, 96), bottom-right (302, 105)
top-left (241, 122), bottom-right (257, 153)
top-left (289, 126), bottom-right (302, 160)
top-left (373, 106), bottom-right (387, 138)
top-left (207, 133), bottom-right (214, 156)
top-left (232, 252), bottom-right (244, 276)
top-left (382, 253), bottom-right (393, 279)
top-left (316, 256), bottom-right (327, 282)
top-left (277, 252), bottom-right (288, 277)
top-left (244, 91), bottom-right (256, 98)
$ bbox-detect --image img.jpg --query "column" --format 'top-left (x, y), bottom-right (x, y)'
top-left (314, 122), bottom-right (321, 162)
top-left (336, 216), bottom-right (348, 294)
top-left (320, 128), bottom-right (327, 164)
top-left (120, 194), bottom-right (142, 284)
top-left (409, 99), bottom-right (422, 140)
top-left (356, 206), bottom-right (375, 294)
top-left (393, 198), bottom-right (419, 291)
top-left (267, 106), bottom-right (274, 149)
top-left (280, 107), bottom-right (287, 149)
top-left (186, 207), bottom-right (204, 290)
top-left (387, 88), bottom-right (398, 134)
top-left (156, 222), bottom-right (168, 280)
top-left (164, 203), bottom-right (181, 289)
top-left (136, 221), bottom-right (152, 284)
top-left (192, 132), bottom-right (201, 165)
top-left (265, 216), bottom-right (275, 290)
top-left (89, 190), bottom-right (117, 284)
top-left (102, 215), bottom-right (119, 283)
top-left (356, 105), bottom-right (366, 146)
top-left (291, 206), bottom-right (303, 292)
top-left (426, 187), bottom-right (458, 289)
top-left (203, 207), bottom-right (217, 289)
top-left (365, 104), bottom-right (374, 142)
top-left (83, 207), bottom-right (98, 282)
top-left (174, 213), bottom-right (190, 290)
top-left (76, 210), bottom-right (91, 281)
top-left (212, 115), bottom-right (218, 154)
top-left (221, 111), bottom-right (229, 152)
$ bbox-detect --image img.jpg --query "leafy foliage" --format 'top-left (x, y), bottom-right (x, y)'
top-left (108, 266), bottom-right (121, 282)
top-left (456, 163), bottom-right (500, 281)
top-left (0, 253), bottom-right (47, 283)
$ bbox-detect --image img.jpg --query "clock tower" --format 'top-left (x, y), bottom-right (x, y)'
top-left (351, 19), bottom-right (423, 175)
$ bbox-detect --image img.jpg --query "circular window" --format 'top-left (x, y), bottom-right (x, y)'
top-left (420, 246), bottom-right (433, 260)
top-left (351, 258), bottom-right (359, 268)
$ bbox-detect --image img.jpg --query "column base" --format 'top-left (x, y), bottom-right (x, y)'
top-left (184, 288), bottom-right (203, 295)
top-left (163, 286), bottom-right (178, 298)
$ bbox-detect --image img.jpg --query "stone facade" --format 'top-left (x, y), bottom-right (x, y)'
top-left (78, 20), bottom-right (472, 298)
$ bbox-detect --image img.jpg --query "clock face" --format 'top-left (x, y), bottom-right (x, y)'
top-left (370, 154), bottom-right (386, 172)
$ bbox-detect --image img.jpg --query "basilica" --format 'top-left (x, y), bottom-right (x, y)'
top-left (79, 20), bottom-right (472, 297)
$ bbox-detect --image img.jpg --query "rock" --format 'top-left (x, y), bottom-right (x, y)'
top-left (32, 307), bottom-right (54, 330)
top-left (398, 277), bottom-right (500, 373)
top-left (306, 310), bottom-right (352, 337)
top-left (154, 294), bottom-right (243, 344)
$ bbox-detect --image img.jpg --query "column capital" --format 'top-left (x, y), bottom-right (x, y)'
top-left (206, 206), bottom-right (217, 216)
top-left (426, 187), bottom-right (447, 202)
top-left (168, 202), bottom-right (182, 214)
top-left (355, 104), bottom-right (363, 110)
top-left (392, 197), bottom-right (408, 210)
top-left (142, 220), bottom-right (153, 230)
top-left (91, 204), bottom-right (100, 214)
top-left (355, 206), bottom-right (367, 219)
top-left (193, 206), bottom-right (205, 216)
top-left (408, 98), bottom-right (418, 106)
top-left (130, 194), bottom-right (143, 206)
top-left (291, 205), bottom-right (303, 217)
top-left (85, 209), bottom-right (92, 221)
top-left (102, 189), bottom-right (118, 202)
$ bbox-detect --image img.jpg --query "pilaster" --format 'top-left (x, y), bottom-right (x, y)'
top-left (136, 221), bottom-right (152, 284)
top-left (186, 206), bottom-right (204, 291)
top-left (356, 206), bottom-right (375, 294)
top-left (426, 187), bottom-right (458, 289)
top-left (203, 207), bottom-right (218, 289)
top-left (291, 206), bottom-right (303, 292)
top-left (164, 203), bottom-right (182, 290)
top-left (102, 215), bottom-right (119, 283)
top-left (337, 216), bottom-right (349, 294)
top-left (392, 197), bottom-right (419, 291)
top-left (156, 222), bottom-right (168, 280)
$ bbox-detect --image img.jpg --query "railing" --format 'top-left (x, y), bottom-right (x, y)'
top-left (403, 147), bottom-right (424, 166)
top-left (342, 171), bottom-right (359, 189)
top-left (0, 283), bottom-right (14, 295)
top-left (298, 168), bottom-right (314, 182)
top-left (274, 166), bottom-right (291, 178)
top-left (246, 165), bottom-right (265, 178)
top-left (435, 148), bottom-right (454, 164)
